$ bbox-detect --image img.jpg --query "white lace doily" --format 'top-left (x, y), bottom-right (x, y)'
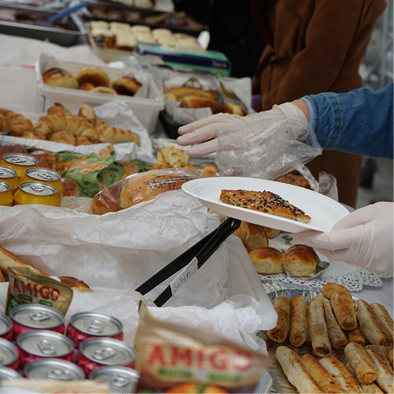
top-left (262, 232), bottom-right (393, 292)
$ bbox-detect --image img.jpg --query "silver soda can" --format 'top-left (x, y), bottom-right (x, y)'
top-left (0, 338), bottom-right (19, 370)
top-left (90, 366), bottom-right (139, 393)
top-left (77, 337), bottom-right (136, 378)
top-left (10, 304), bottom-right (65, 340)
top-left (17, 330), bottom-right (74, 368)
top-left (0, 366), bottom-right (22, 381)
top-left (67, 312), bottom-right (123, 349)
top-left (25, 358), bottom-right (85, 381)
top-left (0, 314), bottom-right (13, 341)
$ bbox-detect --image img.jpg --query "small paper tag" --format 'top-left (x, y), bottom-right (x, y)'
top-left (169, 257), bottom-right (199, 295)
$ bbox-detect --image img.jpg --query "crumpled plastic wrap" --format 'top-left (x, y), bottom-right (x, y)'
top-left (0, 191), bottom-right (276, 351)
top-left (0, 101), bottom-right (154, 163)
top-left (216, 114), bottom-right (323, 180)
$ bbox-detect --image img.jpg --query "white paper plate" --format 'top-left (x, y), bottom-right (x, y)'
top-left (182, 177), bottom-right (349, 233)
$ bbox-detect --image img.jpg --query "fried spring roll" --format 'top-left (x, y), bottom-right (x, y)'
top-left (346, 363), bottom-right (384, 393)
top-left (322, 283), bottom-right (357, 330)
top-left (301, 354), bottom-right (343, 393)
top-left (308, 296), bottom-right (332, 357)
top-left (366, 348), bottom-right (394, 393)
top-left (276, 346), bottom-right (323, 394)
top-left (319, 357), bottom-right (363, 393)
top-left (268, 296), bottom-right (290, 343)
top-left (355, 300), bottom-right (391, 346)
top-left (387, 348), bottom-right (394, 368)
top-left (319, 295), bottom-right (349, 349)
top-left (365, 345), bottom-right (390, 357)
top-left (344, 342), bottom-right (379, 384)
top-left (289, 295), bottom-right (307, 347)
top-left (346, 325), bottom-right (369, 346)
top-left (371, 303), bottom-right (393, 341)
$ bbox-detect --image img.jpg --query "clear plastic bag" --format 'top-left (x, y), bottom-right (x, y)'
top-left (216, 114), bottom-right (323, 180)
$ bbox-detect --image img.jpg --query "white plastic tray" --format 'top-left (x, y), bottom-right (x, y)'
top-left (182, 177), bottom-right (349, 233)
top-left (35, 59), bottom-right (165, 133)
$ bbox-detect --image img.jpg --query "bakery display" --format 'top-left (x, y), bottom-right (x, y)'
top-left (219, 189), bottom-right (311, 223)
top-left (282, 245), bottom-right (319, 277)
top-left (1, 103), bottom-right (141, 146)
top-left (42, 65), bottom-right (142, 97)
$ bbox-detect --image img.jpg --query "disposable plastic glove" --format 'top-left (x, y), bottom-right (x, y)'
top-left (177, 102), bottom-right (308, 156)
top-left (293, 202), bottom-right (394, 275)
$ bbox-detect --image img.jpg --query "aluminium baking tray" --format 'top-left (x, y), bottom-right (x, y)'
top-left (0, 3), bottom-right (86, 46)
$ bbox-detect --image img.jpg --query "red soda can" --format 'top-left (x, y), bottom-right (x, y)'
top-left (77, 337), bottom-right (136, 378)
top-left (16, 330), bottom-right (74, 368)
top-left (66, 312), bottom-right (123, 349)
top-left (10, 304), bottom-right (65, 341)
top-left (0, 338), bottom-right (20, 371)
top-left (0, 365), bottom-right (22, 380)
top-left (0, 314), bottom-right (13, 341)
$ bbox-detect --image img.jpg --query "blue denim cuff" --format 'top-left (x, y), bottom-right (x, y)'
top-left (300, 97), bottom-right (316, 130)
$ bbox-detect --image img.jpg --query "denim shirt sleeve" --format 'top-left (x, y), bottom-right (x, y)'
top-left (301, 84), bottom-right (393, 159)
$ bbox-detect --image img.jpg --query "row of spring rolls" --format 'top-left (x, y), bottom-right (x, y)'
top-left (276, 345), bottom-right (394, 394)
top-left (267, 283), bottom-right (393, 358)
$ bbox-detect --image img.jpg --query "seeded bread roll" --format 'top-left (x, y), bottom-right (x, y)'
top-left (282, 245), bottom-right (319, 277)
top-left (42, 67), bottom-right (78, 89)
top-left (90, 169), bottom-right (205, 215)
top-left (249, 247), bottom-right (282, 275)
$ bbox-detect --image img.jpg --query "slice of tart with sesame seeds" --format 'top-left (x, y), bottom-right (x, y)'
top-left (219, 189), bottom-right (311, 223)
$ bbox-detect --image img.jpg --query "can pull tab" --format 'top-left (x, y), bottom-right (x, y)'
top-left (38, 339), bottom-right (56, 355)
top-left (92, 346), bottom-right (116, 361)
top-left (38, 172), bottom-right (54, 181)
top-left (30, 185), bottom-right (44, 192)
top-left (46, 369), bottom-right (72, 381)
top-left (112, 375), bottom-right (129, 388)
top-left (0, 170), bottom-right (4, 175)
top-left (9, 158), bottom-right (26, 164)
top-left (30, 311), bottom-right (51, 322)
top-left (87, 319), bottom-right (104, 334)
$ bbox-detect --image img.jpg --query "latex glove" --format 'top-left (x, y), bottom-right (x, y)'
top-left (293, 202), bottom-right (394, 275)
top-left (177, 102), bottom-right (308, 156)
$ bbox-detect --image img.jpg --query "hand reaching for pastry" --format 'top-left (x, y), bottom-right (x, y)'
top-left (293, 202), bottom-right (394, 275)
top-left (176, 102), bottom-right (309, 156)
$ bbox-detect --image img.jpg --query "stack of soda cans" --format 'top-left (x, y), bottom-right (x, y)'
top-left (0, 304), bottom-right (139, 393)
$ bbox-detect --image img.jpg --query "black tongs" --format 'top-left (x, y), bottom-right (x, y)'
top-left (136, 217), bottom-right (241, 307)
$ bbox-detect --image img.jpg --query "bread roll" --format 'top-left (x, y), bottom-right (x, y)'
top-left (91, 86), bottom-right (117, 95)
top-left (260, 226), bottom-right (281, 239)
top-left (289, 295), bottom-right (307, 347)
top-left (90, 169), bottom-right (204, 215)
top-left (233, 221), bottom-right (268, 251)
top-left (282, 245), bottom-right (319, 277)
top-left (319, 357), bottom-right (362, 393)
top-left (371, 303), bottom-right (393, 341)
top-left (201, 164), bottom-right (217, 177)
top-left (346, 363), bottom-right (383, 394)
top-left (387, 348), bottom-right (393, 367)
top-left (322, 282), bottom-right (357, 330)
top-left (345, 342), bottom-right (379, 384)
top-left (276, 347), bottom-right (323, 394)
top-left (180, 96), bottom-right (224, 114)
top-left (355, 299), bottom-right (391, 346)
top-left (308, 295), bottom-right (332, 357)
top-left (42, 67), bottom-right (78, 89)
top-left (49, 130), bottom-right (76, 145)
top-left (61, 177), bottom-right (79, 197)
top-left (78, 82), bottom-right (95, 91)
top-left (366, 348), bottom-right (394, 393)
top-left (29, 150), bottom-right (56, 170)
top-left (0, 143), bottom-right (27, 161)
top-left (267, 296), bottom-right (290, 343)
top-left (301, 354), bottom-right (343, 393)
top-left (76, 66), bottom-right (110, 87)
top-left (249, 247), bottom-right (283, 275)
top-left (346, 325), bottom-right (368, 345)
top-left (319, 295), bottom-right (349, 349)
top-left (112, 76), bottom-right (142, 96)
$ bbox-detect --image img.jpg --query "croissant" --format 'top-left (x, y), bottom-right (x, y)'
top-left (0, 115), bottom-right (10, 132)
top-left (75, 136), bottom-right (93, 145)
top-left (80, 128), bottom-right (99, 143)
top-left (0, 109), bottom-right (15, 118)
top-left (98, 126), bottom-right (140, 145)
top-left (47, 103), bottom-right (72, 117)
top-left (49, 130), bottom-right (76, 145)
top-left (78, 104), bottom-right (96, 126)
top-left (33, 114), bottom-right (69, 137)
top-left (66, 116), bottom-right (96, 138)
top-left (8, 115), bottom-right (33, 137)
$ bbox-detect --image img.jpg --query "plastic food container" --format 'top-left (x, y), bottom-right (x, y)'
top-left (35, 60), bottom-right (165, 133)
